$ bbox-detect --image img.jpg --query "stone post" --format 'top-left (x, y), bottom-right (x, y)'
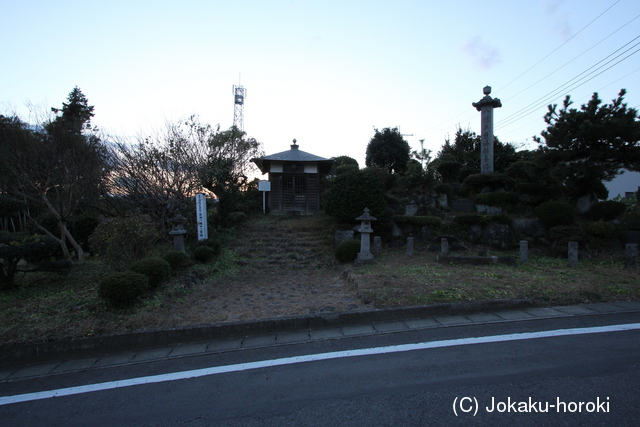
top-left (373, 236), bottom-right (382, 257)
top-left (568, 242), bottom-right (579, 267)
top-left (406, 237), bottom-right (414, 257)
top-left (626, 243), bottom-right (638, 270)
top-left (169, 214), bottom-right (187, 252)
top-left (356, 208), bottom-right (377, 263)
top-left (441, 238), bottom-right (449, 256)
top-left (519, 240), bottom-right (528, 264)
top-left (472, 86), bottom-right (502, 174)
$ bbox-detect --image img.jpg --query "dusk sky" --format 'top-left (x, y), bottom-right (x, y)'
top-left (2, 0), bottom-right (639, 168)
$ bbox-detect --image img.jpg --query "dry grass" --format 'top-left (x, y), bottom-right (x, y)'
top-left (352, 249), bottom-right (640, 308)
top-left (0, 216), bottom-right (638, 347)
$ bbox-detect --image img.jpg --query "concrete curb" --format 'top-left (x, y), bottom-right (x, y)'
top-left (0, 298), bottom-right (533, 369)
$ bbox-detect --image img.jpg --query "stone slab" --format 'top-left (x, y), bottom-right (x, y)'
top-left (373, 321), bottom-right (409, 333)
top-left (242, 335), bottom-right (276, 348)
top-left (435, 315), bottom-right (473, 325)
top-left (404, 318), bottom-right (441, 329)
top-left (132, 347), bottom-right (172, 362)
top-left (93, 352), bottom-right (137, 367)
top-left (341, 325), bottom-right (376, 336)
top-left (495, 310), bottom-right (536, 320)
top-left (276, 331), bottom-right (310, 344)
top-left (170, 342), bottom-right (208, 357)
top-left (0, 369), bottom-right (15, 381)
top-left (584, 303), bottom-right (625, 313)
top-left (206, 339), bottom-right (242, 352)
top-left (553, 305), bottom-right (598, 315)
top-left (611, 301), bottom-right (640, 311)
top-left (466, 313), bottom-right (504, 323)
top-left (9, 362), bottom-right (61, 379)
top-left (309, 328), bottom-right (344, 340)
top-left (53, 357), bottom-right (99, 373)
top-left (523, 307), bottom-right (569, 318)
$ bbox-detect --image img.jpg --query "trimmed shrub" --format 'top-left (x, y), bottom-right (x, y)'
top-left (163, 250), bottom-right (190, 269)
top-left (0, 232), bottom-right (63, 289)
top-left (548, 225), bottom-right (587, 257)
top-left (453, 214), bottom-right (483, 226)
top-left (487, 214), bottom-right (512, 225)
top-left (392, 215), bottom-right (442, 228)
top-left (437, 161), bottom-right (462, 183)
top-left (463, 173), bottom-right (514, 192)
top-left (335, 239), bottom-right (361, 263)
top-left (89, 214), bottom-right (159, 269)
top-left (226, 211), bottom-right (247, 226)
top-left (434, 183), bottom-right (451, 195)
top-left (129, 257), bottom-right (171, 288)
top-left (535, 201), bottom-right (576, 228)
top-left (475, 192), bottom-right (518, 209)
top-left (195, 237), bottom-right (222, 256)
top-left (98, 271), bottom-right (149, 306)
top-left (193, 246), bottom-right (216, 263)
top-left (588, 200), bottom-right (626, 221)
top-left (587, 221), bottom-right (617, 239)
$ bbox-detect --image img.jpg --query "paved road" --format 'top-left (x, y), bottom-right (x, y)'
top-left (1, 308), bottom-right (640, 426)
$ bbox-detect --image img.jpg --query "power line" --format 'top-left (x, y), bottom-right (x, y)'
top-left (502, 13), bottom-right (640, 103)
top-left (495, 37), bottom-right (640, 131)
top-left (499, 0), bottom-right (621, 93)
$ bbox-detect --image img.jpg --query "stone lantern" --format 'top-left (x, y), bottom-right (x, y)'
top-left (169, 213), bottom-right (187, 252)
top-left (356, 208), bottom-right (377, 262)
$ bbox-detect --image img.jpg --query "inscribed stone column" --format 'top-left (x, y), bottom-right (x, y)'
top-left (472, 86), bottom-right (502, 174)
top-left (406, 237), bottom-right (414, 257)
top-left (519, 240), bottom-right (528, 264)
top-left (626, 244), bottom-right (638, 270)
top-left (568, 242), bottom-right (579, 267)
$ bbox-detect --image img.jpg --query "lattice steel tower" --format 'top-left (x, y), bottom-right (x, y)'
top-left (232, 84), bottom-right (246, 131)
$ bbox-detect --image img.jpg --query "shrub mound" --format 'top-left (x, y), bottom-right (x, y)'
top-left (195, 238), bottom-right (222, 256)
top-left (163, 250), bottom-right (190, 269)
top-left (588, 200), bottom-right (626, 221)
top-left (129, 257), bottom-right (171, 288)
top-left (193, 246), bottom-right (216, 263)
top-left (392, 215), bottom-right (442, 228)
top-left (475, 192), bottom-right (518, 209)
top-left (98, 271), bottom-right (149, 306)
top-left (89, 214), bottom-right (158, 269)
top-left (335, 239), bottom-right (361, 263)
top-left (536, 201), bottom-right (576, 228)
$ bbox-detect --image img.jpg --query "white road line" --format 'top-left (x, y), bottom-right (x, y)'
top-left (2, 322), bottom-right (639, 406)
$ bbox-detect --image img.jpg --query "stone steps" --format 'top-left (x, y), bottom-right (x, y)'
top-left (233, 218), bottom-right (334, 270)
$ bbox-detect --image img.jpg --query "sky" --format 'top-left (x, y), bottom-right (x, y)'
top-left (2, 0), bottom-right (640, 170)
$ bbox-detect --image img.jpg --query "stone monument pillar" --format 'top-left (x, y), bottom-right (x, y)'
top-left (169, 214), bottom-right (187, 252)
top-left (472, 86), bottom-right (502, 174)
top-left (356, 208), bottom-right (377, 263)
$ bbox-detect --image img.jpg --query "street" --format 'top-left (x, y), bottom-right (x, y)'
top-left (1, 311), bottom-right (639, 426)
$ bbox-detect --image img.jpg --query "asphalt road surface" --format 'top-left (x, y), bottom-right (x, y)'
top-left (1, 311), bottom-right (639, 426)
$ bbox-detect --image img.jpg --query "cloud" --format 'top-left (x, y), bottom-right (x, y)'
top-left (462, 36), bottom-right (501, 70)
top-left (543, 0), bottom-right (573, 39)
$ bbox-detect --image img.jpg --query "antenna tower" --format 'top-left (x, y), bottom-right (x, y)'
top-left (232, 81), bottom-right (246, 132)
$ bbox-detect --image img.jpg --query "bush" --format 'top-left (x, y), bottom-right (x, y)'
top-left (335, 239), bottom-right (361, 263)
top-left (89, 214), bottom-right (159, 269)
top-left (392, 215), bottom-right (442, 228)
top-left (323, 167), bottom-right (390, 224)
top-left (437, 161), bottom-right (462, 183)
top-left (453, 214), bottom-right (483, 226)
top-left (163, 250), bottom-right (190, 269)
top-left (0, 232), bottom-right (63, 289)
top-left (588, 200), bottom-right (626, 221)
top-left (129, 257), bottom-right (171, 288)
top-left (535, 201), bottom-right (576, 228)
top-left (463, 173), bottom-right (514, 192)
top-left (475, 192), bottom-right (518, 209)
top-left (195, 237), bottom-right (222, 255)
top-left (225, 211), bottom-right (247, 226)
top-left (193, 246), bottom-right (216, 263)
top-left (98, 271), bottom-right (149, 306)
top-left (548, 225), bottom-right (587, 257)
